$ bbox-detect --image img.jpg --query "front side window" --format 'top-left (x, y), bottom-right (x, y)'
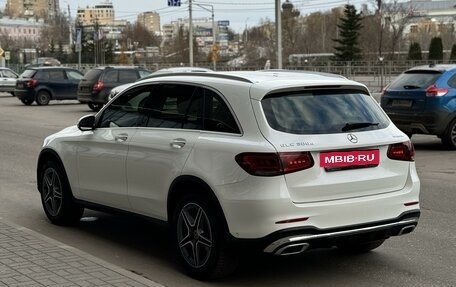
top-left (99, 86), bottom-right (152, 128)
top-left (262, 89), bottom-right (389, 134)
top-left (3, 70), bottom-right (17, 78)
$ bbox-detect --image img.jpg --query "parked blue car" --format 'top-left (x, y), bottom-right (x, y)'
top-left (381, 64), bottom-right (456, 149)
top-left (15, 67), bottom-right (84, 106)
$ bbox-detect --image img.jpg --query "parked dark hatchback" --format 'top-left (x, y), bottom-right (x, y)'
top-left (77, 66), bottom-right (151, 111)
top-left (381, 64), bottom-right (456, 149)
top-left (15, 67), bottom-right (84, 105)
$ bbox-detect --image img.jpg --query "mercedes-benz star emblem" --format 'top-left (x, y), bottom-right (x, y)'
top-left (347, 134), bottom-right (358, 143)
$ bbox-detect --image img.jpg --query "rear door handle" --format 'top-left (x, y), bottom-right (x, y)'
top-left (114, 133), bottom-right (128, 142)
top-left (170, 138), bottom-right (186, 149)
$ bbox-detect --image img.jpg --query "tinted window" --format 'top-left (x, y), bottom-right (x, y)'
top-left (66, 70), bottom-right (84, 80)
top-left (83, 69), bottom-right (103, 81)
top-left (99, 86), bottom-right (151, 128)
top-left (20, 69), bottom-right (37, 78)
top-left (389, 71), bottom-right (441, 89)
top-left (262, 90), bottom-right (389, 135)
top-left (143, 84), bottom-right (197, 129)
top-left (119, 70), bottom-right (138, 83)
top-left (204, 89), bottom-right (240, 134)
top-left (34, 71), bottom-right (49, 80)
top-left (448, 74), bottom-right (456, 88)
top-left (49, 70), bottom-right (65, 80)
top-left (138, 70), bottom-right (151, 78)
top-left (102, 70), bottom-right (118, 82)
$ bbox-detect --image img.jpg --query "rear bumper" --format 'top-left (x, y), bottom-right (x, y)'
top-left (384, 108), bottom-right (452, 136)
top-left (263, 211), bottom-right (419, 255)
top-left (77, 91), bottom-right (107, 104)
top-left (14, 90), bottom-right (35, 101)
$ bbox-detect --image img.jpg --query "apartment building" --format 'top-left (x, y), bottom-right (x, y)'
top-left (76, 0), bottom-right (115, 26)
top-left (137, 11), bottom-right (161, 35)
top-left (4, 0), bottom-right (59, 19)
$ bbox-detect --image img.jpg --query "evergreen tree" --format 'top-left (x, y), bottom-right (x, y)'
top-left (333, 4), bottom-right (363, 61)
top-left (450, 44), bottom-right (456, 61)
top-left (407, 42), bottom-right (422, 60)
top-left (428, 37), bottom-right (443, 61)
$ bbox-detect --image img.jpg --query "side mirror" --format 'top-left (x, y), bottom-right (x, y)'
top-left (77, 115), bottom-right (96, 131)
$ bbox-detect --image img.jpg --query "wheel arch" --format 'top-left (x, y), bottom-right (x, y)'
top-left (37, 148), bottom-right (67, 193)
top-left (35, 87), bottom-right (53, 100)
top-left (167, 175), bottom-right (230, 236)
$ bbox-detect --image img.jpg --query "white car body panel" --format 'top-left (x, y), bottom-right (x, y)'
top-left (39, 70), bottom-right (420, 242)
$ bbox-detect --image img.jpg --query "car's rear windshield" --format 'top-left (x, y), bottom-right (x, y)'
top-left (20, 69), bottom-right (37, 78)
top-left (261, 89), bottom-right (389, 135)
top-left (83, 69), bottom-right (103, 81)
top-left (388, 71), bottom-right (441, 89)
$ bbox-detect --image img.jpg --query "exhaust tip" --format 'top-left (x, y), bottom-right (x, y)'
top-left (398, 225), bottom-right (416, 236)
top-left (275, 243), bottom-right (310, 256)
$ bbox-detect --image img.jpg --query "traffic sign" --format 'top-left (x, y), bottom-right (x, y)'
top-left (0, 47), bottom-right (4, 57)
top-left (4, 51), bottom-right (10, 60)
top-left (168, 0), bottom-right (181, 6)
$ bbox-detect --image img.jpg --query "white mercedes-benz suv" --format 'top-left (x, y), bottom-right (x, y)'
top-left (37, 70), bottom-right (420, 279)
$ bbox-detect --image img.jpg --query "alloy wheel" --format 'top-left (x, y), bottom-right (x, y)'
top-left (42, 168), bottom-right (63, 216)
top-left (177, 203), bottom-right (213, 268)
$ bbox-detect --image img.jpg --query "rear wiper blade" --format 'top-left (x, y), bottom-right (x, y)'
top-left (403, 85), bottom-right (421, 89)
top-left (342, 122), bottom-right (379, 132)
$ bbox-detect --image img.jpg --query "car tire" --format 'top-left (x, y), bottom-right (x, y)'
top-left (441, 119), bottom-right (456, 150)
top-left (337, 239), bottom-right (385, 253)
top-left (36, 91), bottom-right (51, 106)
top-left (88, 103), bottom-right (103, 112)
top-left (20, 99), bottom-right (33, 105)
top-left (39, 161), bottom-right (84, 225)
top-left (172, 194), bottom-right (237, 280)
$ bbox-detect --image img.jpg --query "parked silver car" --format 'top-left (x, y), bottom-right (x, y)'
top-left (0, 67), bottom-right (19, 96)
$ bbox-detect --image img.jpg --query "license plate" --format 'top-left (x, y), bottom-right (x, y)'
top-left (391, 100), bottom-right (412, 108)
top-left (320, 149), bottom-right (380, 169)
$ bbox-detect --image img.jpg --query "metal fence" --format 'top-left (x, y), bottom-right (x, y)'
top-left (6, 60), bottom-right (448, 93)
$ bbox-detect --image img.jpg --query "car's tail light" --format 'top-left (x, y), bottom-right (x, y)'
top-left (235, 152), bottom-right (314, 176)
top-left (93, 81), bottom-right (104, 92)
top-left (387, 141), bottom-right (415, 161)
top-left (26, 79), bottom-right (37, 88)
top-left (425, 84), bottom-right (448, 97)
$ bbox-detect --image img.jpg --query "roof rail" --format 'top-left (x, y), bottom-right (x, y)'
top-left (259, 69), bottom-right (346, 79)
top-left (142, 72), bottom-right (253, 83)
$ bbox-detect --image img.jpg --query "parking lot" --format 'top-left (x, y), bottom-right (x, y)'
top-left (0, 93), bottom-right (455, 286)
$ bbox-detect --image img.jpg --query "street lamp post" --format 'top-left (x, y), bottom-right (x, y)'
top-left (194, 3), bottom-right (216, 70)
top-left (189, 0), bottom-right (193, 66)
top-left (275, 0), bottom-right (282, 69)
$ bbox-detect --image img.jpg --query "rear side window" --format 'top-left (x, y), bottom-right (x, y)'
top-left (119, 70), bottom-right (138, 83)
top-left (102, 70), bottom-right (118, 82)
top-left (261, 89), bottom-right (389, 135)
top-left (49, 70), bottom-right (65, 80)
top-left (34, 71), bottom-right (49, 80)
top-left (83, 69), bottom-right (102, 81)
top-left (389, 71), bottom-right (441, 89)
